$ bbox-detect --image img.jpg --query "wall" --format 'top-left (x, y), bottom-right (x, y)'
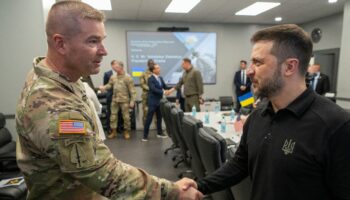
top-left (0, 0), bottom-right (46, 136)
top-left (92, 20), bottom-right (265, 100)
top-left (301, 13), bottom-right (343, 51)
top-left (337, 0), bottom-right (350, 109)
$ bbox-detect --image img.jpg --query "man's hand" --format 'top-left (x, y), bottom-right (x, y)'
top-left (99, 85), bottom-right (106, 92)
top-left (199, 97), bottom-right (204, 105)
top-left (175, 178), bottom-right (203, 200)
top-left (240, 85), bottom-right (246, 91)
top-left (175, 99), bottom-right (180, 105)
top-left (129, 102), bottom-right (135, 108)
top-left (164, 90), bottom-right (170, 96)
top-left (178, 187), bottom-right (203, 200)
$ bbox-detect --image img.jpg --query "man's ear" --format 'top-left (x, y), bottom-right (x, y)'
top-left (52, 34), bottom-right (67, 55)
top-left (283, 58), bottom-right (299, 76)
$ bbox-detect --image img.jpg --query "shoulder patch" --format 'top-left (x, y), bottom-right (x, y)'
top-left (59, 120), bottom-right (86, 134)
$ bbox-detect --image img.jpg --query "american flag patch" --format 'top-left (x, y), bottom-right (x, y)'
top-left (59, 120), bottom-right (86, 134)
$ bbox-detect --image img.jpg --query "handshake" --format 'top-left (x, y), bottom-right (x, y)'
top-left (175, 178), bottom-right (204, 200)
top-left (163, 88), bottom-right (175, 96)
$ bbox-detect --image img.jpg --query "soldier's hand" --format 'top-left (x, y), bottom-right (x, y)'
top-left (175, 178), bottom-right (197, 190)
top-left (129, 102), bottom-right (135, 108)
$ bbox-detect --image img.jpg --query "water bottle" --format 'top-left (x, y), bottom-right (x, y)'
top-left (215, 101), bottom-right (220, 113)
top-left (204, 110), bottom-right (210, 124)
top-left (192, 105), bottom-right (197, 117)
top-left (220, 116), bottom-right (226, 133)
top-left (230, 108), bottom-right (235, 121)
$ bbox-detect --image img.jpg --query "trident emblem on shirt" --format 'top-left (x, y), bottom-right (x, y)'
top-left (282, 139), bottom-right (295, 155)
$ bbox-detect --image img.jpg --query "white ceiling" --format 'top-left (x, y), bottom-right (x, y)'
top-left (103, 0), bottom-right (347, 24)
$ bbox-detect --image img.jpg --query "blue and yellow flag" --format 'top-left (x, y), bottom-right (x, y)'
top-left (132, 66), bottom-right (144, 77)
top-left (238, 92), bottom-right (255, 107)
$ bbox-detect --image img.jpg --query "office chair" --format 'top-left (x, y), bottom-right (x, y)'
top-left (170, 107), bottom-right (189, 168)
top-left (160, 100), bottom-right (179, 155)
top-left (182, 115), bottom-right (205, 179)
top-left (219, 96), bottom-right (234, 111)
top-left (197, 127), bottom-right (235, 200)
top-left (0, 113), bottom-right (27, 200)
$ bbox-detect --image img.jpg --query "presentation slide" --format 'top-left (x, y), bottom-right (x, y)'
top-left (126, 31), bottom-right (217, 85)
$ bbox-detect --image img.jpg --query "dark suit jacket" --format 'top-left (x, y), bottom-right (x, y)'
top-left (233, 70), bottom-right (252, 96)
top-left (148, 75), bottom-right (170, 107)
top-left (103, 70), bottom-right (113, 102)
top-left (314, 73), bottom-right (330, 95)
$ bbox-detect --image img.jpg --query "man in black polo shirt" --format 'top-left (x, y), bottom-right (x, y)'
top-left (194, 24), bottom-right (350, 200)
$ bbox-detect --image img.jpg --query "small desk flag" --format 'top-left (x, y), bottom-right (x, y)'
top-left (238, 92), bottom-right (254, 107)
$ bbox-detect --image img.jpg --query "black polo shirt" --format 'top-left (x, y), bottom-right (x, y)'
top-left (198, 88), bottom-right (350, 200)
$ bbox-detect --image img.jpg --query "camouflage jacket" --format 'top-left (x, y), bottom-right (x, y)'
top-left (16, 57), bottom-right (180, 200)
top-left (140, 70), bottom-right (152, 96)
top-left (104, 73), bottom-right (136, 104)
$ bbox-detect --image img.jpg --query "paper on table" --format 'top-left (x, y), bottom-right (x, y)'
top-left (0, 177), bottom-right (24, 188)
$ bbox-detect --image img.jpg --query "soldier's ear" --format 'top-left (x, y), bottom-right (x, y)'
top-left (52, 34), bottom-right (67, 55)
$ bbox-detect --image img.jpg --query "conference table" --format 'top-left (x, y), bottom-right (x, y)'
top-left (184, 111), bottom-right (247, 144)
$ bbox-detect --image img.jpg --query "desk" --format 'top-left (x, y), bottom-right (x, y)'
top-left (185, 111), bottom-right (245, 144)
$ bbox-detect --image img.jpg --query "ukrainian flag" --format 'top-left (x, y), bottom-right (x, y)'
top-left (238, 92), bottom-right (255, 107)
top-left (132, 66), bottom-right (144, 77)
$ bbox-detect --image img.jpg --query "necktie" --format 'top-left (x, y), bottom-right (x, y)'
top-left (242, 70), bottom-right (246, 85)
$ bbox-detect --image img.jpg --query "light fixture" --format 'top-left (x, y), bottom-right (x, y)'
top-left (328, 0), bottom-right (337, 3)
top-left (82, 0), bottom-right (112, 10)
top-left (165, 0), bottom-right (201, 13)
top-left (235, 2), bottom-right (281, 16)
top-left (275, 17), bottom-right (282, 22)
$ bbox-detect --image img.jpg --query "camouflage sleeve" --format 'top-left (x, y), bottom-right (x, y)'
top-left (127, 77), bottom-right (136, 104)
top-left (103, 75), bottom-right (114, 90)
top-left (195, 70), bottom-right (204, 96)
top-left (140, 74), bottom-right (149, 91)
top-left (50, 110), bottom-right (180, 199)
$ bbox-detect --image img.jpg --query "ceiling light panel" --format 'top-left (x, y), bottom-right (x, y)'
top-left (82, 0), bottom-right (112, 10)
top-left (165, 0), bottom-right (201, 13)
top-left (235, 2), bottom-right (281, 16)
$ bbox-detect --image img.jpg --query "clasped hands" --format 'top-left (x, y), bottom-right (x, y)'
top-left (175, 178), bottom-right (203, 200)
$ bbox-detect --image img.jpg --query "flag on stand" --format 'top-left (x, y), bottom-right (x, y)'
top-left (238, 92), bottom-right (254, 107)
top-left (131, 66), bottom-right (144, 77)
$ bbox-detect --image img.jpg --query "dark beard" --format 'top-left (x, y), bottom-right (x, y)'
top-left (255, 66), bottom-right (284, 99)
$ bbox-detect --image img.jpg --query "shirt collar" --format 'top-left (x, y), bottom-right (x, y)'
top-left (261, 87), bottom-right (316, 118)
top-left (33, 57), bottom-right (76, 93)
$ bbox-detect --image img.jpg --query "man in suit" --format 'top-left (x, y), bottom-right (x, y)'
top-left (143, 64), bottom-right (171, 141)
top-left (169, 58), bottom-right (204, 112)
top-left (309, 63), bottom-right (330, 95)
top-left (233, 60), bottom-right (252, 112)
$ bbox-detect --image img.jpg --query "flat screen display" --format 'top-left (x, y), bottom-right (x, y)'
top-left (126, 31), bottom-right (217, 85)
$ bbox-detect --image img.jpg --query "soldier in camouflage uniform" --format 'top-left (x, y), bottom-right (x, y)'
top-left (15, 1), bottom-right (202, 200)
top-left (100, 60), bottom-right (136, 139)
top-left (140, 59), bottom-right (154, 125)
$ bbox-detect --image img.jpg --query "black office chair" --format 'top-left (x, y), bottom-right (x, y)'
top-left (197, 127), bottom-right (235, 200)
top-left (170, 107), bottom-right (189, 168)
top-left (0, 113), bottom-right (27, 200)
top-left (219, 96), bottom-right (234, 111)
top-left (182, 115), bottom-right (205, 179)
top-left (160, 100), bottom-right (179, 155)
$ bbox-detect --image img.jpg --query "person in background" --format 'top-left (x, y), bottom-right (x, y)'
top-left (176, 86), bottom-right (185, 111)
top-left (168, 58), bottom-right (204, 112)
top-left (140, 59), bottom-right (154, 125)
top-left (100, 60), bottom-right (136, 140)
top-left (16, 1), bottom-right (203, 199)
top-left (233, 60), bottom-right (252, 112)
top-left (192, 24), bottom-right (350, 200)
top-left (103, 61), bottom-right (115, 134)
top-left (309, 63), bottom-right (330, 95)
top-left (143, 64), bottom-right (171, 141)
